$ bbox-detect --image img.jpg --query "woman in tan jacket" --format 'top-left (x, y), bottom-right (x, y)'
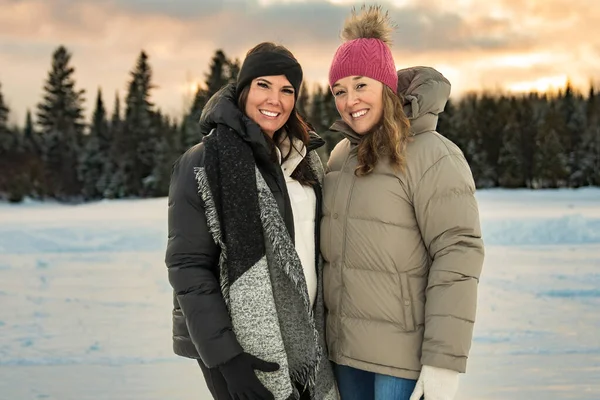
top-left (321, 6), bottom-right (485, 400)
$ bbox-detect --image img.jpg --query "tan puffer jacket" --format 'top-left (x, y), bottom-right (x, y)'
top-left (321, 66), bottom-right (485, 380)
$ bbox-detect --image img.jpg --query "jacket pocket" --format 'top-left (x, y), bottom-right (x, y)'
top-left (399, 272), bottom-right (416, 332)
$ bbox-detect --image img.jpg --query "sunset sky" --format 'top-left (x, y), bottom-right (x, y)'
top-left (1, 0), bottom-right (599, 123)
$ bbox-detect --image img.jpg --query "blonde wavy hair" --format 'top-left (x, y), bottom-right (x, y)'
top-left (355, 86), bottom-right (411, 176)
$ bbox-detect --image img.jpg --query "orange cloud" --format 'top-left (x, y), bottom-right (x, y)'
top-left (0, 0), bottom-right (598, 124)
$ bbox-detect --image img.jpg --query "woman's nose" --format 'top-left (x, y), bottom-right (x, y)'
top-left (266, 91), bottom-right (281, 105)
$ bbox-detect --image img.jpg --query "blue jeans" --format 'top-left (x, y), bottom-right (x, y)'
top-left (334, 364), bottom-right (419, 400)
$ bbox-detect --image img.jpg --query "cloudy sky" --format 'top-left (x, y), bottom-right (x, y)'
top-left (1, 0), bottom-right (599, 123)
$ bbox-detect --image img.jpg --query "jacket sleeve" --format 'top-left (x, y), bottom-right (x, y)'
top-left (413, 153), bottom-right (485, 373)
top-left (165, 148), bottom-right (243, 367)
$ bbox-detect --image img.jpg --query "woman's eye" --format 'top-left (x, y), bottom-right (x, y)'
top-left (283, 88), bottom-right (294, 95)
top-left (356, 83), bottom-right (366, 90)
top-left (334, 90), bottom-right (345, 97)
top-left (257, 82), bottom-right (268, 88)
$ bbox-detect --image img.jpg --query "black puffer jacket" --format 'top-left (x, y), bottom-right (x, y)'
top-left (165, 84), bottom-right (324, 367)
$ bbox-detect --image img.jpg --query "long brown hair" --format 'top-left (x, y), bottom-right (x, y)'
top-left (237, 42), bottom-right (316, 185)
top-left (355, 86), bottom-right (411, 176)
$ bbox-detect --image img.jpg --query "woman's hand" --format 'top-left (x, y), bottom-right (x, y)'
top-left (409, 365), bottom-right (459, 400)
top-left (219, 352), bottom-right (280, 400)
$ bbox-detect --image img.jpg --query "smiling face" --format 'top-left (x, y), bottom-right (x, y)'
top-left (244, 75), bottom-right (295, 137)
top-left (332, 75), bottom-right (384, 135)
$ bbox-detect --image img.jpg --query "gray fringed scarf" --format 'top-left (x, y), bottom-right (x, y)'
top-left (193, 126), bottom-right (339, 400)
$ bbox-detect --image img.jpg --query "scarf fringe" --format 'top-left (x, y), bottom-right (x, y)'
top-left (289, 358), bottom-right (319, 394)
top-left (194, 166), bottom-right (231, 306)
top-left (255, 168), bottom-right (311, 313)
top-left (255, 168), bottom-right (323, 393)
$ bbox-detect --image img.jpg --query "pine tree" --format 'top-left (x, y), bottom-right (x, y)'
top-left (453, 94), bottom-right (488, 186)
top-left (437, 98), bottom-right (457, 144)
top-left (0, 82), bottom-right (14, 198)
top-left (0, 84), bottom-right (30, 202)
top-left (308, 85), bottom-right (330, 161)
top-left (180, 50), bottom-right (238, 154)
top-left (181, 85), bottom-right (209, 151)
top-left (473, 94), bottom-right (508, 186)
top-left (309, 85), bottom-right (326, 133)
top-left (535, 101), bottom-right (568, 187)
top-left (322, 88), bottom-right (338, 126)
top-left (101, 92), bottom-right (125, 198)
top-left (36, 45), bottom-right (86, 200)
top-left (111, 92), bottom-right (122, 131)
top-left (79, 88), bottom-right (109, 200)
top-left (119, 51), bottom-right (157, 197)
top-left (439, 97), bottom-right (492, 186)
top-left (22, 110), bottom-right (38, 154)
top-left (560, 82), bottom-right (587, 186)
top-left (206, 50), bottom-right (231, 98)
top-left (147, 111), bottom-right (178, 197)
top-left (0, 82), bottom-right (11, 153)
top-left (499, 97), bottom-right (521, 188)
top-left (521, 94), bottom-right (543, 187)
top-left (498, 94), bottom-right (539, 188)
top-left (226, 57), bottom-right (241, 84)
top-left (21, 109), bottom-right (45, 199)
top-left (580, 85), bottom-right (600, 185)
top-left (297, 83), bottom-right (310, 120)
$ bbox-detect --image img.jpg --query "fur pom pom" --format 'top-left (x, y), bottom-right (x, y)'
top-left (341, 5), bottom-right (395, 45)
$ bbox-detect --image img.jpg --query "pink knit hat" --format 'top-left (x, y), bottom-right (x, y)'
top-left (329, 6), bottom-right (398, 93)
top-left (329, 37), bottom-right (397, 93)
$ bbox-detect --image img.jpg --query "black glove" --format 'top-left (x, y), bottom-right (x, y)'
top-left (218, 352), bottom-right (280, 400)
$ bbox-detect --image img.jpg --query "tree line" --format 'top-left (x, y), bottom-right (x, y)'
top-left (0, 46), bottom-right (598, 202)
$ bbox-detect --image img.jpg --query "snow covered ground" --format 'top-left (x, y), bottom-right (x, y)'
top-left (0, 188), bottom-right (599, 400)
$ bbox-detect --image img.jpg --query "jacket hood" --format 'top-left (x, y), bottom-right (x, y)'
top-left (199, 83), bottom-right (263, 142)
top-left (397, 66), bottom-right (451, 135)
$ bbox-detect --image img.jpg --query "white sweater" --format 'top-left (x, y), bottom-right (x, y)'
top-left (276, 135), bottom-right (317, 308)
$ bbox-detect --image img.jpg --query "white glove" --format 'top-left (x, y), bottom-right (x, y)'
top-left (409, 365), bottom-right (460, 400)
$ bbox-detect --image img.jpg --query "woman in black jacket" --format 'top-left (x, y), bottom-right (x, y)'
top-left (165, 42), bottom-right (339, 400)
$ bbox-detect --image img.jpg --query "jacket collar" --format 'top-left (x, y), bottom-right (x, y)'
top-left (275, 132), bottom-right (306, 178)
top-left (328, 120), bottom-right (361, 145)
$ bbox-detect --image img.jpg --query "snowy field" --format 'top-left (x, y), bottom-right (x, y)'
top-left (0, 188), bottom-right (599, 400)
